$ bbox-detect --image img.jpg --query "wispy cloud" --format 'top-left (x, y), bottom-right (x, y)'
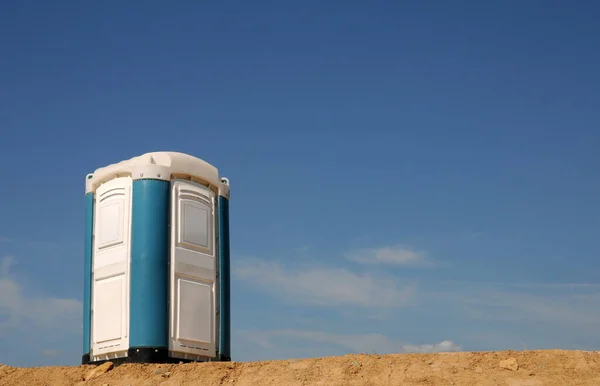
top-left (234, 257), bottom-right (416, 308)
top-left (41, 349), bottom-right (62, 357)
top-left (0, 236), bottom-right (79, 254)
top-left (238, 328), bottom-right (460, 355)
top-left (345, 245), bottom-right (433, 266)
top-left (294, 244), bottom-right (313, 254)
top-left (459, 230), bottom-right (484, 240)
top-left (233, 246), bottom-right (600, 357)
top-left (0, 256), bottom-right (81, 334)
top-left (420, 281), bottom-right (600, 329)
top-left (464, 289), bottom-right (600, 326)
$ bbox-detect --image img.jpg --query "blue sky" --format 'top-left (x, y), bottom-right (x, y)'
top-left (1, 0), bottom-right (599, 367)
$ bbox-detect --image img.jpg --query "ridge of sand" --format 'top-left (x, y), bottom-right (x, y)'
top-left (1, 349), bottom-right (600, 385)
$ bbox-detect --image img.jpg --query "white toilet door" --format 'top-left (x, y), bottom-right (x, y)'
top-left (169, 179), bottom-right (217, 358)
top-left (91, 176), bottom-right (132, 358)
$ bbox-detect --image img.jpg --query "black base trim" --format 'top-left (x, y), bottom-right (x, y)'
top-left (127, 347), bottom-right (182, 364)
top-left (81, 347), bottom-right (223, 366)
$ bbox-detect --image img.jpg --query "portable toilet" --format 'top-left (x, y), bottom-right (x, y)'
top-left (82, 151), bottom-right (231, 364)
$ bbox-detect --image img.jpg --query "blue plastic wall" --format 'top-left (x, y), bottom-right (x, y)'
top-left (130, 179), bottom-right (170, 348)
top-left (218, 195), bottom-right (231, 360)
top-left (83, 192), bottom-right (94, 355)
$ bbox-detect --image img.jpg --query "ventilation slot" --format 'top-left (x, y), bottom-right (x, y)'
top-left (98, 343), bottom-right (121, 350)
top-left (179, 344), bottom-right (209, 352)
top-left (99, 187), bottom-right (126, 202)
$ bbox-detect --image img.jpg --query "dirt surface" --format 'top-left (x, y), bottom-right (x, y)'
top-left (2, 350), bottom-right (600, 385)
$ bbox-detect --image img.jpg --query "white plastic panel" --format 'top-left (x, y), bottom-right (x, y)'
top-left (176, 277), bottom-right (213, 344)
top-left (180, 201), bottom-right (211, 253)
top-left (93, 276), bottom-right (125, 343)
top-left (170, 180), bottom-right (217, 359)
top-left (98, 201), bottom-right (124, 248)
top-left (91, 177), bottom-right (132, 358)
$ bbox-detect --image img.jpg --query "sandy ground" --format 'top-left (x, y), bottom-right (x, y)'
top-left (1, 350), bottom-right (600, 386)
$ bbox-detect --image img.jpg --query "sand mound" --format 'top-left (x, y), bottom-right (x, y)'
top-left (1, 350), bottom-right (600, 385)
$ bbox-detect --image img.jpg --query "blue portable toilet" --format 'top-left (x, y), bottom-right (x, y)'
top-left (82, 152), bottom-right (231, 364)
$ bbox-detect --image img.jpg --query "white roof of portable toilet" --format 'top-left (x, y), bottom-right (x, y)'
top-left (86, 151), bottom-right (229, 197)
